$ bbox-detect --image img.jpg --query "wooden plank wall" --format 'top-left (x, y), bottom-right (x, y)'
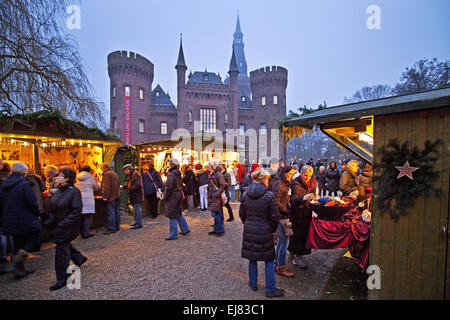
top-left (370, 106), bottom-right (449, 300)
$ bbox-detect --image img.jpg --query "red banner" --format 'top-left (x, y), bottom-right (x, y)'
top-left (124, 96), bottom-right (131, 145)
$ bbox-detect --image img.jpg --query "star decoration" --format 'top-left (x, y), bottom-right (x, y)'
top-left (395, 160), bottom-right (419, 180)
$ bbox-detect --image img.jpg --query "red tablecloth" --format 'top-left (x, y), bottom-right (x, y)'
top-left (305, 211), bottom-right (370, 269)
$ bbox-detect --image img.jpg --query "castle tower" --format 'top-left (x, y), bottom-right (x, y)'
top-left (175, 35), bottom-right (187, 130)
top-left (107, 50), bottom-right (154, 145)
top-left (228, 47), bottom-right (239, 130)
top-left (250, 66), bottom-right (288, 162)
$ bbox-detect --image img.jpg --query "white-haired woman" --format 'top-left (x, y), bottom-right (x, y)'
top-left (289, 165), bottom-right (316, 269)
top-left (339, 160), bottom-right (359, 196)
top-left (239, 167), bottom-right (283, 297)
top-left (0, 162), bottom-right (41, 278)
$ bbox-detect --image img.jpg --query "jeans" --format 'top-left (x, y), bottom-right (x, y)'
top-left (168, 214), bottom-right (190, 239)
top-left (55, 242), bottom-right (85, 282)
top-left (248, 260), bottom-right (276, 293)
top-left (133, 203), bottom-right (143, 227)
top-left (106, 200), bottom-right (120, 231)
top-left (230, 185), bottom-right (236, 202)
top-left (80, 214), bottom-right (93, 237)
top-left (275, 222), bottom-right (289, 267)
top-left (199, 184), bottom-right (208, 209)
top-left (210, 211), bottom-right (225, 233)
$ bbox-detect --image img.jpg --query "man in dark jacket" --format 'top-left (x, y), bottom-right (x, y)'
top-left (122, 164), bottom-right (144, 229)
top-left (142, 164), bottom-right (164, 219)
top-left (50, 167), bottom-right (87, 291)
top-left (164, 159), bottom-right (190, 240)
top-left (0, 162), bottom-right (41, 279)
top-left (289, 165), bottom-right (316, 269)
top-left (326, 161), bottom-right (340, 197)
top-left (316, 166), bottom-right (327, 197)
top-left (340, 160), bottom-right (359, 196)
top-left (207, 161), bottom-right (226, 236)
top-left (101, 163), bottom-right (121, 234)
top-left (272, 165), bottom-right (295, 277)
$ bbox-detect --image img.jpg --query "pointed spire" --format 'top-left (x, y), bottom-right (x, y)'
top-left (234, 11), bottom-right (242, 35)
top-left (229, 46), bottom-right (239, 73)
top-left (176, 33), bottom-right (187, 69)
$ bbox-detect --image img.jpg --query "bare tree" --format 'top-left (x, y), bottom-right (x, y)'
top-left (0, 0), bottom-right (104, 127)
top-left (344, 84), bottom-right (393, 103)
top-left (393, 57), bottom-right (449, 94)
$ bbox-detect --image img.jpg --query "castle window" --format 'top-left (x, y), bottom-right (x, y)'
top-left (200, 108), bottom-right (216, 133)
top-left (260, 123), bottom-right (267, 135)
top-left (155, 91), bottom-right (160, 97)
top-left (139, 119), bottom-right (145, 133)
top-left (273, 95), bottom-right (278, 105)
top-left (261, 96), bottom-right (266, 106)
top-left (203, 74), bottom-right (209, 82)
top-left (239, 124), bottom-right (245, 136)
top-left (112, 87), bottom-right (116, 98)
top-left (111, 117), bottom-right (116, 129)
top-left (161, 122), bottom-right (167, 135)
top-left (139, 89), bottom-right (144, 100)
top-left (125, 86), bottom-right (130, 97)
top-left (241, 96), bottom-right (246, 102)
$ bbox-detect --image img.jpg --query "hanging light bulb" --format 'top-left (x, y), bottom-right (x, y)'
top-left (43, 143), bottom-right (47, 147)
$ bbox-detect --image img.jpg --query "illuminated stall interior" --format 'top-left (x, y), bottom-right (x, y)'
top-left (0, 111), bottom-right (122, 182)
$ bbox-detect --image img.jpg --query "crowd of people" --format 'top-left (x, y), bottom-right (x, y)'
top-left (0, 154), bottom-right (372, 297)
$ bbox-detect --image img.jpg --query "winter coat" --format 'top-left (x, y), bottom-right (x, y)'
top-left (316, 171), bottom-right (327, 189)
top-left (164, 166), bottom-right (183, 219)
top-left (182, 169), bottom-right (197, 195)
top-left (196, 169), bottom-right (209, 187)
top-left (142, 169), bottom-right (164, 196)
top-left (240, 173), bottom-right (253, 193)
top-left (358, 171), bottom-right (372, 189)
top-left (124, 168), bottom-right (144, 205)
top-left (75, 171), bottom-right (100, 214)
top-left (26, 173), bottom-right (45, 214)
top-left (207, 167), bottom-right (226, 212)
top-left (101, 169), bottom-right (120, 202)
top-left (239, 183), bottom-right (278, 262)
top-left (326, 168), bottom-right (340, 192)
top-left (223, 171), bottom-right (231, 192)
top-left (0, 173), bottom-right (41, 235)
top-left (228, 167), bottom-right (237, 186)
top-left (236, 164), bottom-right (247, 184)
top-left (50, 183), bottom-right (82, 245)
top-left (340, 170), bottom-right (358, 196)
top-left (271, 174), bottom-right (291, 219)
top-left (288, 176), bottom-right (316, 256)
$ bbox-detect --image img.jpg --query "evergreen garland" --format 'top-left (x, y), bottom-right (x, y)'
top-left (373, 139), bottom-right (443, 220)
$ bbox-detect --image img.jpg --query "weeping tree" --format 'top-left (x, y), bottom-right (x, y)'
top-left (0, 0), bottom-right (105, 127)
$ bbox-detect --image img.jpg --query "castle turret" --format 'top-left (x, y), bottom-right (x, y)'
top-left (107, 50), bottom-right (154, 144)
top-left (176, 35), bottom-right (187, 129)
top-left (250, 66), bottom-right (288, 162)
top-left (228, 47), bottom-right (239, 129)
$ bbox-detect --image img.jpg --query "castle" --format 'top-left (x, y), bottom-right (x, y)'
top-left (108, 15), bottom-right (287, 163)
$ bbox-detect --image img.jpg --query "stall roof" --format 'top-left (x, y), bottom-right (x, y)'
top-left (283, 87), bottom-right (450, 127)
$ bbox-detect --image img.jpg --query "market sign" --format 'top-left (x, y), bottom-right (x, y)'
top-left (124, 96), bottom-right (131, 145)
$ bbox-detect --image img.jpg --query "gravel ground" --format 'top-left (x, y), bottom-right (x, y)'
top-left (0, 203), bottom-right (344, 300)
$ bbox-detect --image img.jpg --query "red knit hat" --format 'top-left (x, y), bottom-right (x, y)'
top-left (251, 163), bottom-right (260, 173)
top-left (194, 164), bottom-right (201, 170)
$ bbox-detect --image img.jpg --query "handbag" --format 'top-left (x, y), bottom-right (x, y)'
top-left (147, 172), bottom-right (163, 200)
top-left (280, 219), bottom-right (293, 237)
top-left (211, 177), bottom-right (227, 205)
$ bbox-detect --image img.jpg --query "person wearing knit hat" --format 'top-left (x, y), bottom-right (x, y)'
top-left (241, 163), bottom-right (260, 196)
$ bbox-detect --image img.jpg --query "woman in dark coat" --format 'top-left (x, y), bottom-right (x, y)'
top-left (289, 165), bottom-right (316, 269)
top-left (207, 161), bottom-right (226, 236)
top-left (50, 167), bottom-right (87, 291)
top-left (142, 164), bottom-right (164, 219)
top-left (164, 159), bottom-right (190, 240)
top-left (239, 167), bottom-right (283, 298)
top-left (326, 161), bottom-right (340, 197)
top-left (0, 162), bottom-right (41, 278)
top-left (182, 165), bottom-right (196, 211)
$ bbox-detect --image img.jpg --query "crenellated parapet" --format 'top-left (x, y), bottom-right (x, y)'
top-left (250, 66), bottom-right (288, 90)
top-left (107, 50), bottom-right (154, 82)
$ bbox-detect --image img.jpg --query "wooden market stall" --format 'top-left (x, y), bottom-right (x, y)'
top-left (282, 87), bottom-right (450, 300)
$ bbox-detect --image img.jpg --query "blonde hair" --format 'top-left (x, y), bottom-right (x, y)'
top-left (251, 167), bottom-right (270, 182)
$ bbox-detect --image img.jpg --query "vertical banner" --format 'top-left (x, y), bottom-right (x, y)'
top-left (124, 96), bottom-right (131, 145)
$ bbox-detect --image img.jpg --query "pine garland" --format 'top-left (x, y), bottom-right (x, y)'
top-left (373, 139), bottom-right (442, 220)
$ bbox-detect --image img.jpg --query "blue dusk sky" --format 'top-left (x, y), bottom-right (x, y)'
top-left (67, 0), bottom-right (450, 123)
